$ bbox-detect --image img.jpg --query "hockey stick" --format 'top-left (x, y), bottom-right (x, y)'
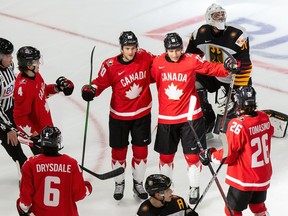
top-left (187, 96), bottom-right (234, 216)
top-left (218, 47), bottom-right (237, 132)
top-left (0, 119), bottom-right (36, 147)
top-left (0, 119), bottom-right (29, 138)
top-left (192, 162), bottom-right (225, 211)
top-left (81, 46), bottom-right (96, 167)
top-left (79, 165), bottom-right (125, 180)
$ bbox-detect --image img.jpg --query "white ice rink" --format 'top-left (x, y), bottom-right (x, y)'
top-left (0, 0), bottom-right (287, 215)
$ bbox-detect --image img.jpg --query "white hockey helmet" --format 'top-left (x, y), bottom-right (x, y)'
top-left (205, 3), bottom-right (226, 30)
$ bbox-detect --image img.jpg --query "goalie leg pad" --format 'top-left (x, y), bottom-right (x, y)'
top-left (262, 109), bottom-right (288, 138)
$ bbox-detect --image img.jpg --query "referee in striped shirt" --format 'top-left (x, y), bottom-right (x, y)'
top-left (0, 38), bottom-right (28, 174)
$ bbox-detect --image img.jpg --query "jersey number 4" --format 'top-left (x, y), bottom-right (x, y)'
top-left (44, 176), bottom-right (60, 207)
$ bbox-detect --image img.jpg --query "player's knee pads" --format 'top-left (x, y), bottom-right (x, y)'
top-left (184, 154), bottom-right (199, 166)
top-left (132, 145), bottom-right (148, 159)
top-left (159, 153), bottom-right (175, 164)
top-left (112, 146), bottom-right (128, 161)
top-left (249, 203), bottom-right (267, 215)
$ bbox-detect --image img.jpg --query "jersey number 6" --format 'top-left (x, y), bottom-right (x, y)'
top-left (44, 176), bottom-right (60, 207)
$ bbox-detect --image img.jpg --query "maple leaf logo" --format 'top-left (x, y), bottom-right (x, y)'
top-left (125, 83), bottom-right (143, 99)
top-left (165, 83), bottom-right (183, 100)
top-left (20, 125), bottom-right (32, 136)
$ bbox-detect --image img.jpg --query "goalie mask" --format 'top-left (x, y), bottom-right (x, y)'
top-left (205, 3), bottom-right (226, 30)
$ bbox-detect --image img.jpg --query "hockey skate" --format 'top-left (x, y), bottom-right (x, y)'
top-left (113, 180), bottom-right (125, 201)
top-left (133, 179), bottom-right (148, 200)
top-left (189, 186), bottom-right (199, 205)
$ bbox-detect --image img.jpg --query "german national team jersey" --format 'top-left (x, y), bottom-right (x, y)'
top-left (13, 72), bottom-right (57, 135)
top-left (212, 111), bottom-right (274, 191)
top-left (137, 195), bottom-right (191, 216)
top-left (186, 24), bottom-right (252, 87)
top-left (151, 53), bottom-right (229, 124)
top-left (19, 154), bottom-right (87, 216)
top-left (91, 48), bottom-right (154, 120)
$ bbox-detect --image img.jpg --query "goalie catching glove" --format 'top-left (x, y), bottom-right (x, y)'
top-left (224, 57), bottom-right (240, 74)
top-left (81, 84), bottom-right (96, 101)
top-left (56, 76), bottom-right (74, 96)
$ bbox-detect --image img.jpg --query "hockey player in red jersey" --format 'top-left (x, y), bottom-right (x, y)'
top-left (81, 31), bottom-right (155, 201)
top-left (16, 126), bottom-right (92, 216)
top-left (199, 86), bottom-right (273, 216)
top-left (13, 46), bottom-right (74, 153)
top-left (137, 174), bottom-right (198, 216)
top-left (186, 3), bottom-right (253, 139)
top-left (151, 32), bottom-right (236, 205)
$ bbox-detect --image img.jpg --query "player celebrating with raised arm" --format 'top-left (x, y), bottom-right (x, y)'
top-left (16, 126), bottom-right (92, 216)
top-left (81, 31), bottom-right (155, 201)
top-left (13, 46), bottom-right (74, 153)
top-left (151, 32), bottom-right (238, 205)
top-left (199, 86), bottom-right (273, 216)
top-left (186, 3), bottom-right (253, 139)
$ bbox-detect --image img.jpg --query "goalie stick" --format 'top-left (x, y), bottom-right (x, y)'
top-left (81, 46), bottom-right (96, 167)
top-left (218, 46), bottom-right (237, 158)
top-left (187, 96), bottom-right (234, 216)
top-left (79, 165), bottom-right (125, 180)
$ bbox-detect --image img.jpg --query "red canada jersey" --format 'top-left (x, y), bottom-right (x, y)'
top-left (212, 111), bottom-right (274, 191)
top-left (13, 72), bottom-right (57, 135)
top-left (151, 53), bottom-right (229, 124)
top-left (91, 48), bottom-right (154, 120)
top-left (19, 154), bottom-right (87, 216)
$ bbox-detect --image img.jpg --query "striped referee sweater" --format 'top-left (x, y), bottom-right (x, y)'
top-left (0, 62), bottom-right (16, 131)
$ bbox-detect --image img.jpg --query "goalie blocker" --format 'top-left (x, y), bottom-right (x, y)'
top-left (213, 109), bottom-right (288, 138)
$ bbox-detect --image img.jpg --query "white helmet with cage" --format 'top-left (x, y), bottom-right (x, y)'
top-left (205, 3), bottom-right (226, 30)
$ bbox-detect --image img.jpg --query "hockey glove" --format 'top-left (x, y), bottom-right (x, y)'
top-left (85, 181), bottom-right (93, 196)
top-left (81, 85), bottom-right (96, 102)
top-left (30, 135), bottom-right (41, 148)
top-left (17, 134), bottom-right (33, 147)
top-left (199, 147), bottom-right (216, 166)
top-left (56, 76), bottom-right (74, 96)
top-left (224, 57), bottom-right (240, 74)
top-left (16, 198), bottom-right (30, 216)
